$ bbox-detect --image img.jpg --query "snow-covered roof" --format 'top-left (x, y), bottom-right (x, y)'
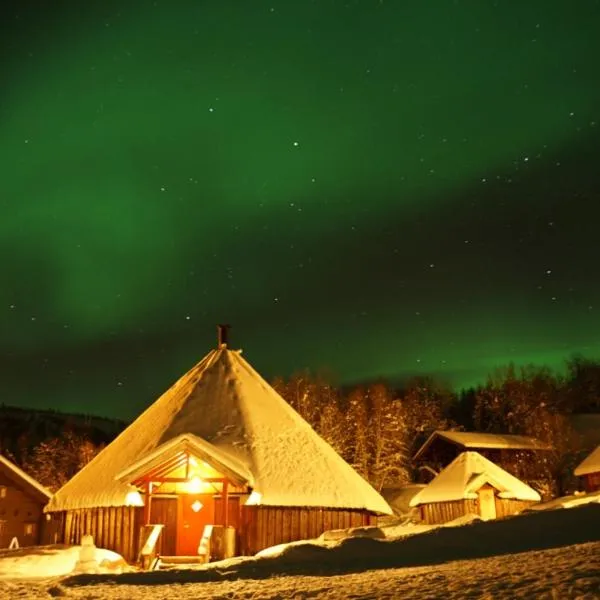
top-left (46, 345), bottom-right (392, 515)
top-left (574, 446), bottom-right (600, 477)
top-left (0, 454), bottom-right (52, 502)
top-left (413, 430), bottom-right (550, 460)
top-left (409, 451), bottom-right (541, 506)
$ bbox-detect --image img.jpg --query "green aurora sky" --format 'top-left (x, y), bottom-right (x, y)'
top-left (1, 0), bottom-right (599, 419)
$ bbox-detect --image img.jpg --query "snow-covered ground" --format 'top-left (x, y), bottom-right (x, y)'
top-left (3, 542), bottom-right (599, 600)
top-left (1, 502), bottom-right (599, 599)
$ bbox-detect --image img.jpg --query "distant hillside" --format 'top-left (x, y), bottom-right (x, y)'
top-left (0, 404), bottom-right (126, 462)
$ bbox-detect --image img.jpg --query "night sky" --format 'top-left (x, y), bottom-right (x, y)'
top-left (1, 1), bottom-right (599, 420)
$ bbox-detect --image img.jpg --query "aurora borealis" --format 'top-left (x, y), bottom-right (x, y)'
top-left (1, 0), bottom-right (599, 419)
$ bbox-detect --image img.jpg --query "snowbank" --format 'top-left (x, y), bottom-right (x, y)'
top-left (0, 545), bottom-right (129, 580)
top-left (528, 489), bottom-right (600, 511)
top-left (4, 543), bottom-right (599, 600)
top-left (58, 502), bottom-right (600, 588)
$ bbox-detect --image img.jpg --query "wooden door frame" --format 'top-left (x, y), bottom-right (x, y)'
top-left (476, 485), bottom-right (497, 520)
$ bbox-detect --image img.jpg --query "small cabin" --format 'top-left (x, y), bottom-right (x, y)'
top-left (409, 451), bottom-right (541, 525)
top-left (0, 454), bottom-right (52, 548)
top-left (413, 430), bottom-right (550, 484)
top-left (574, 446), bottom-right (600, 493)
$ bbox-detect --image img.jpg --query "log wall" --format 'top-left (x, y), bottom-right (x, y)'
top-left (494, 498), bottom-right (537, 518)
top-left (60, 507), bottom-right (143, 563)
top-left (420, 497), bottom-right (536, 524)
top-left (239, 506), bottom-right (375, 556)
top-left (420, 499), bottom-right (478, 524)
top-left (583, 472), bottom-right (600, 493)
top-left (0, 472), bottom-right (47, 547)
top-left (54, 504), bottom-right (376, 561)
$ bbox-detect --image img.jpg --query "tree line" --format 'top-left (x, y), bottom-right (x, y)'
top-left (3, 355), bottom-right (599, 495)
top-left (273, 355), bottom-right (600, 496)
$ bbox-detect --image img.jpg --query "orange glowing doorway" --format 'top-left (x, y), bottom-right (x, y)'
top-left (176, 493), bottom-right (215, 555)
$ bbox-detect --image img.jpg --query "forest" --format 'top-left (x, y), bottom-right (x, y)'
top-left (1, 355), bottom-right (599, 496)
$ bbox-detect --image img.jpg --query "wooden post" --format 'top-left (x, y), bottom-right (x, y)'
top-left (223, 480), bottom-right (229, 528)
top-left (143, 481), bottom-right (152, 525)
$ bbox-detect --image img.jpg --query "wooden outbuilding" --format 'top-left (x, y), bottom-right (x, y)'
top-left (574, 446), bottom-right (600, 493)
top-left (413, 430), bottom-right (550, 483)
top-left (44, 327), bottom-right (391, 563)
top-left (409, 451), bottom-right (541, 524)
top-left (0, 454), bottom-right (52, 548)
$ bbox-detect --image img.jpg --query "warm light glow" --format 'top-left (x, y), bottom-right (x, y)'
top-left (125, 490), bottom-right (144, 506)
top-left (191, 500), bottom-right (203, 512)
top-left (189, 456), bottom-right (198, 467)
top-left (245, 491), bottom-right (262, 506)
top-left (187, 476), bottom-right (203, 493)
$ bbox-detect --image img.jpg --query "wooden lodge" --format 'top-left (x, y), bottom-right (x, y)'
top-left (413, 430), bottom-right (550, 484)
top-left (574, 446), bottom-right (600, 493)
top-left (0, 454), bottom-right (52, 548)
top-left (409, 451), bottom-right (541, 525)
top-left (45, 327), bottom-right (390, 564)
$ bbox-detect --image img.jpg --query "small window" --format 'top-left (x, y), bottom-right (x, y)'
top-left (0, 487), bottom-right (6, 498)
top-left (24, 523), bottom-right (36, 536)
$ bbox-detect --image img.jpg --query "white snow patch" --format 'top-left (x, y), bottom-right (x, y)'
top-left (529, 489), bottom-right (600, 511)
top-left (0, 545), bottom-right (129, 580)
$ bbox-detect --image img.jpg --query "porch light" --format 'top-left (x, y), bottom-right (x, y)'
top-left (187, 476), bottom-right (203, 493)
top-left (125, 490), bottom-right (144, 506)
top-left (191, 500), bottom-right (203, 512)
top-left (245, 491), bottom-right (262, 506)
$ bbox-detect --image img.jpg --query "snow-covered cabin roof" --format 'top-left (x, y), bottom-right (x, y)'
top-left (574, 446), bottom-right (600, 477)
top-left (0, 454), bottom-right (52, 503)
top-left (46, 344), bottom-right (391, 515)
top-left (413, 430), bottom-right (550, 461)
top-left (409, 451), bottom-right (541, 506)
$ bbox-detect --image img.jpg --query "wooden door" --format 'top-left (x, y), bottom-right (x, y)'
top-left (477, 486), bottom-right (497, 521)
top-left (150, 497), bottom-right (178, 556)
top-left (177, 494), bottom-right (215, 556)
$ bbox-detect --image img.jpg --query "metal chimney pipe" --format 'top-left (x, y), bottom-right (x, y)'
top-left (217, 324), bottom-right (231, 347)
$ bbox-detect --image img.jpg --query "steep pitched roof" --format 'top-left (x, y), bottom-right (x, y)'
top-left (413, 430), bottom-right (550, 461)
top-left (409, 451), bottom-right (541, 506)
top-left (574, 446), bottom-right (600, 477)
top-left (0, 454), bottom-right (52, 503)
top-left (46, 345), bottom-right (391, 515)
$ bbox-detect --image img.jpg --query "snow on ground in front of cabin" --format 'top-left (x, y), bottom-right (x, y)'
top-left (3, 542), bottom-right (599, 600)
top-left (1, 503), bottom-right (599, 599)
top-left (254, 513), bottom-right (479, 559)
top-left (0, 545), bottom-right (130, 580)
top-left (529, 489), bottom-right (600, 511)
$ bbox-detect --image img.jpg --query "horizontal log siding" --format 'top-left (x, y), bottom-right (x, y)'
top-left (58, 507), bottom-right (142, 564)
top-left (240, 506), bottom-right (374, 555)
top-left (420, 499), bottom-right (478, 524)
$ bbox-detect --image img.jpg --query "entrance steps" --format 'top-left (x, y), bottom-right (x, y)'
top-left (152, 555), bottom-right (208, 570)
